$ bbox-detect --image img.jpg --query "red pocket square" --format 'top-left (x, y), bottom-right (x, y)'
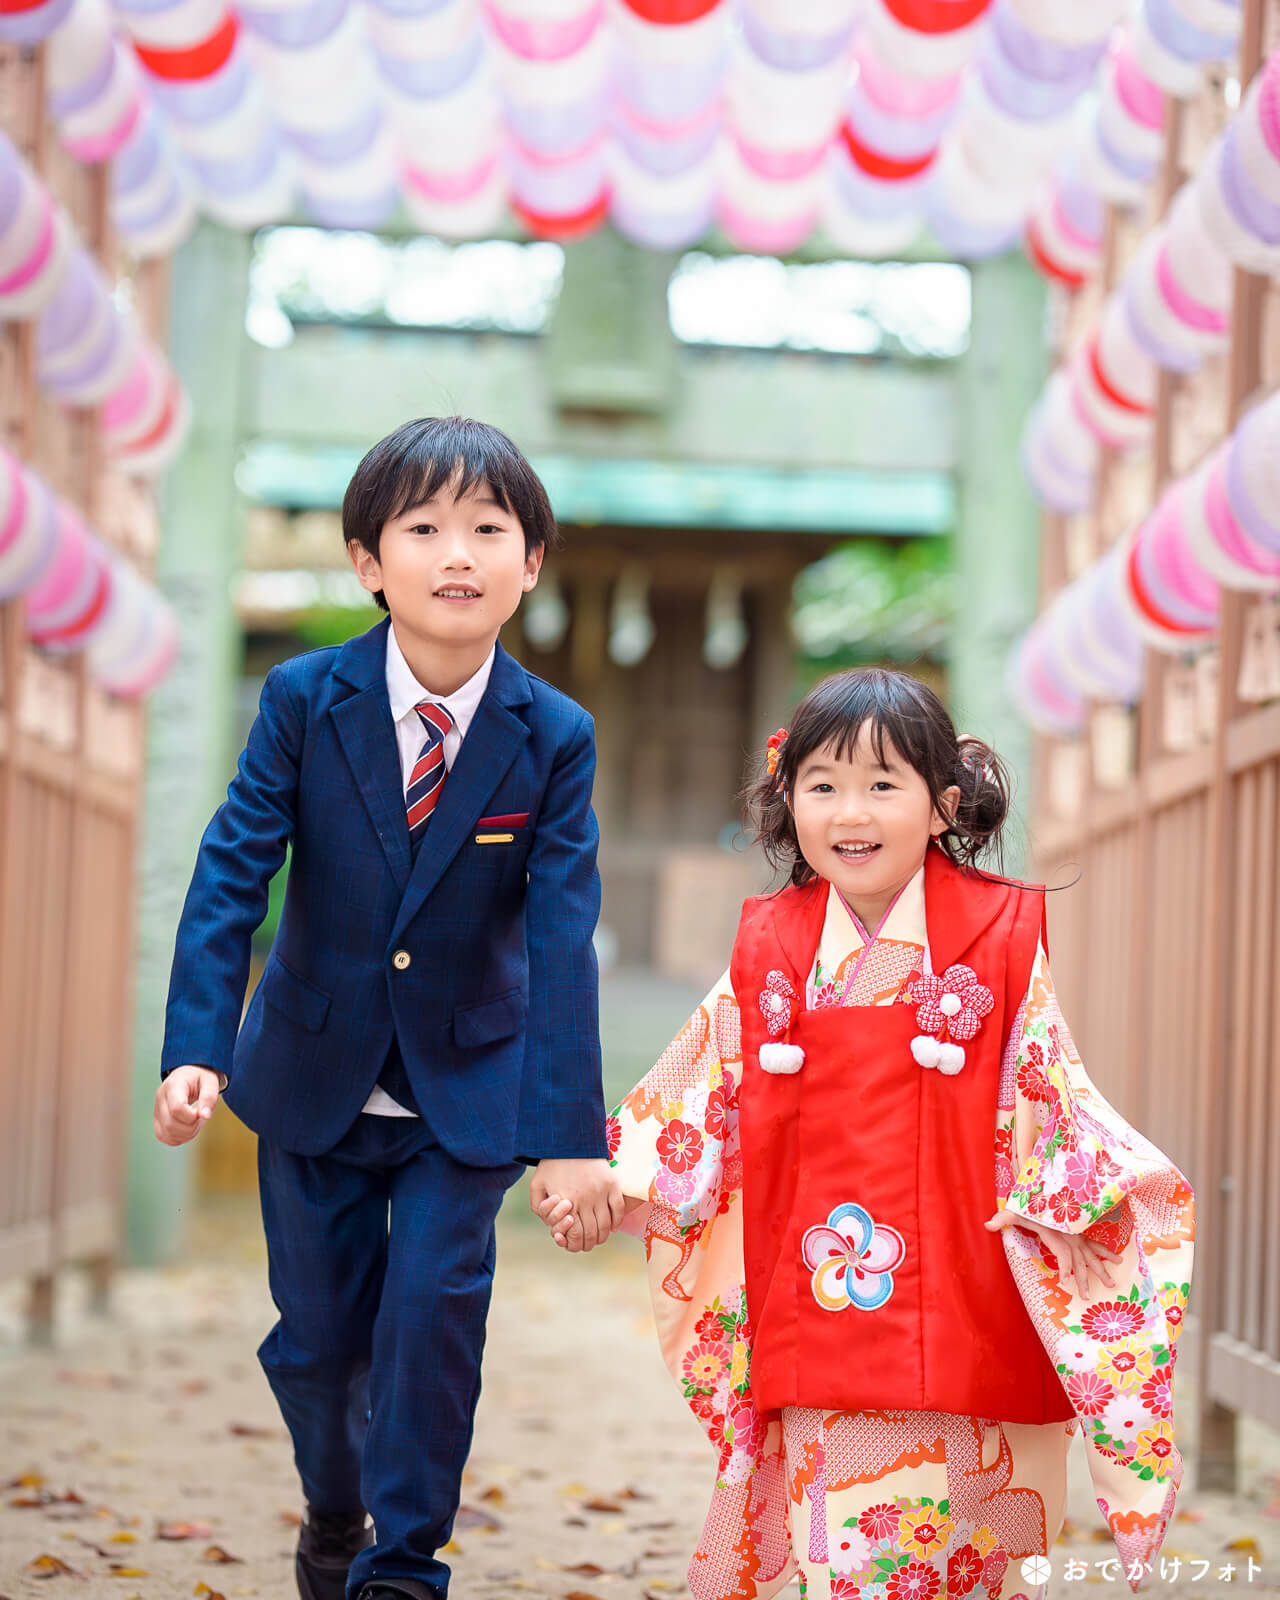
top-left (477, 812), bottom-right (528, 828)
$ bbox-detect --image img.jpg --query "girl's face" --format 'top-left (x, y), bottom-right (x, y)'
top-left (790, 728), bottom-right (959, 927)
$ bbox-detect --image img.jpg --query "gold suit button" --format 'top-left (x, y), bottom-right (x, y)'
top-left (392, 950), bottom-right (411, 972)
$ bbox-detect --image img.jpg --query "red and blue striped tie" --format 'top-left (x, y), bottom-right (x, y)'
top-left (406, 701), bottom-right (454, 846)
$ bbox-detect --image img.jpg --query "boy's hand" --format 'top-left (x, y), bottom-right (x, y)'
top-left (154, 1066), bottom-right (221, 1146)
top-left (985, 1208), bottom-right (1121, 1300)
top-left (530, 1158), bottom-right (624, 1252)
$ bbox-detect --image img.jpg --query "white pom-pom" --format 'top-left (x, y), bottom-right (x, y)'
top-left (936, 1042), bottom-right (966, 1075)
top-left (939, 993), bottom-right (962, 1018)
top-left (911, 1035), bottom-right (942, 1069)
top-left (759, 1043), bottom-right (804, 1074)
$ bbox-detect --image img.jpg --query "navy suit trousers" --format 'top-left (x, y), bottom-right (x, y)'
top-left (256, 1112), bottom-right (522, 1598)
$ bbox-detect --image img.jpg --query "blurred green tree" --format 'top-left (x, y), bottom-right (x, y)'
top-left (792, 537), bottom-right (952, 686)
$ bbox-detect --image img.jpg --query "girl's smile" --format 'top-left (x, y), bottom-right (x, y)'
top-left (791, 728), bottom-right (958, 931)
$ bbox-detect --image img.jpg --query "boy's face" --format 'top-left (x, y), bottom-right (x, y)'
top-left (349, 472), bottom-right (542, 648)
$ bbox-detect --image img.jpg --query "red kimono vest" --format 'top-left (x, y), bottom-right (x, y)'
top-left (731, 846), bottom-right (1075, 1425)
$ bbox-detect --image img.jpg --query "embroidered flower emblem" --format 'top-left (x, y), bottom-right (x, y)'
top-left (857, 1503), bottom-right (901, 1540)
top-left (1064, 1370), bottom-right (1116, 1417)
top-left (886, 1560), bottom-right (940, 1600)
top-left (801, 1201), bottom-right (905, 1313)
top-left (656, 1118), bottom-right (704, 1174)
top-left (758, 969), bottom-right (796, 1038)
top-left (947, 1544), bottom-right (986, 1597)
top-left (910, 964), bottom-right (994, 1040)
top-left (1080, 1298), bottom-right (1149, 1343)
top-left (829, 1525), bottom-right (872, 1575)
top-left (907, 964), bottom-right (994, 1075)
top-left (682, 1339), bottom-right (730, 1389)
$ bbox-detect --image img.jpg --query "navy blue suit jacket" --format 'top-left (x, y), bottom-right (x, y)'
top-left (162, 619), bottom-right (607, 1166)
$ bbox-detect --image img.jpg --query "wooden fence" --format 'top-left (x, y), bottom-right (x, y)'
top-left (0, 46), bottom-right (162, 1330)
top-left (1030, 0), bottom-right (1280, 1484)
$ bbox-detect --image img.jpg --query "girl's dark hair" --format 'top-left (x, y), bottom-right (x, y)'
top-left (747, 667), bottom-right (1012, 886)
top-left (342, 415), bottom-right (563, 611)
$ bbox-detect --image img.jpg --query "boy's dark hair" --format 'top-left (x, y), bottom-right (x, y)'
top-left (342, 416), bottom-right (563, 612)
top-left (746, 667), bottom-right (1012, 885)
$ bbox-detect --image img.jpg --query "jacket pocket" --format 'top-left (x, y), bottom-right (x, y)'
top-left (261, 957), bottom-right (332, 1033)
top-left (453, 988), bottom-right (526, 1048)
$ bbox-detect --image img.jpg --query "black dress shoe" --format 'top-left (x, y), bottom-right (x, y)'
top-left (355, 1582), bottom-right (441, 1600)
top-left (296, 1506), bottom-right (373, 1600)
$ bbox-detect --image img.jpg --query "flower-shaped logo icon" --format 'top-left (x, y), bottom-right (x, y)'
top-left (801, 1202), bottom-right (906, 1312)
top-left (758, 969), bottom-right (796, 1038)
top-left (907, 964), bottom-right (995, 1075)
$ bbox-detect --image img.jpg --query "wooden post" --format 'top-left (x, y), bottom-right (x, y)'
top-left (1192, 0), bottom-right (1270, 1492)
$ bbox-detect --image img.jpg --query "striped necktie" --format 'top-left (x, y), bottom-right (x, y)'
top-left (406, 701), bottom-right (454, 845)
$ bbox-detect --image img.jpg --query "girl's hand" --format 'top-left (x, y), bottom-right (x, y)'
top-left (984, 1208), bottom-right (1121, 1300)
top-left (534, 1192), bottom-right (575, 1249)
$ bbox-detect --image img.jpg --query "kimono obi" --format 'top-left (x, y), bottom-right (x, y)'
top-left (731, 848), bottom-right (1076, 1425)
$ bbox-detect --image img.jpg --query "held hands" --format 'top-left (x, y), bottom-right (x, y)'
top-left (154, 1066), bottom-right (221, 1146)
top-left (529, 1158), bottom-right (625, 1252)
top-left (985, 1207), bottom-right (1121, 1300)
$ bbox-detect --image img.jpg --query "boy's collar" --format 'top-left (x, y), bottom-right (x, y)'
top-left (384, 624), bottom-right (494, 723)
top-left (332, 616), bottom-right (532, 707)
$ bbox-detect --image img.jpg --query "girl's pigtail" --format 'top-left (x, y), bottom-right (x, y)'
top-left (946, 736), bottom-right (1012, 871)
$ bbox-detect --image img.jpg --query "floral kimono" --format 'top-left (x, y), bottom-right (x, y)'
top-left (610, 852), bottom-right (1194, 1600)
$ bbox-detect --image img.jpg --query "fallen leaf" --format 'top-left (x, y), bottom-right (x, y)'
top-left (635, 1522), bottom-right (676, 1532)
top-left (6, 1472), bottom-right (45, 1489)
top-left (9, 1490), bottom-right (85, 1510)
top-left (454, 1505), bottom-right (502, 1533)
top-left (1054, 1518), bottom-right (1079, 1544)
top-left (618, 1488), bottom-right (652, 1501)
top-left (582, 1499), bottom-right (623, 1514)
top-left (203, 1546), bottom-right (243, 1565)
top-left (559, 1482), bottom-right (589, 1498)
top-left (24, 1553), bottom-right (83, 1578)
top-left (564, 1517), bottom-right (588, 1528)
top-left (1089, 1529), bottom-right (1114, 1543)
top-left (480, 1486), bottom-right (507, 1504)
top-left (564, 1590), bottom-right (606, 1600)
top-left (228, 1424), bottom-right (272, 1438)
top-left (1224, 1538), bottom-right (1262, 1556)
top-left (107, 1565), bottom-right (149, 1578)
top-left (442, 1540), bottom-right (462, 1555)
top-left (277, 1510), bottom-right (302, 1527)
top-left (597, 1520), bottom-right (626, 1536)
top-left (108, 1533), bottom-right (138, 1545)
top-left (1174, 1510), bottom-right (1204, 1524)
top-left (643, 1584), bottom-right (685, 1595)
top-left (562, 1564), bottom-right (609, 1577)
top-left (193, 1586), bottom-right (227, 1600)
top-left (180, 1380), bottom-right (210, 1396)
top-left (158, 1521), bottom-right (215, 1541)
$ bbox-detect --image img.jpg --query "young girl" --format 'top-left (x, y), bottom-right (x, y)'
top-left (541, 669), bottom-right (1194, 1600)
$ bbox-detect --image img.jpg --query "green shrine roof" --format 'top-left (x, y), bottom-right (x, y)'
top-left (236, 443), bottom-right (953, 537)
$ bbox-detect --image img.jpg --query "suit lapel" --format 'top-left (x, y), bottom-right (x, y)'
top-left (329, 619), bottom-right (412, 891)
top-left (390, 644), bottom-right (532, 942)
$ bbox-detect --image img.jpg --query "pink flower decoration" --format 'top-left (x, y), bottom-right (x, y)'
top-left (759, 969), bottom-right (796, 1038)
top-left (908, 963), bottom-right (995, 1043)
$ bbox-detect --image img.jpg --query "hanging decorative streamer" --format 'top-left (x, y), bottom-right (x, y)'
top-left (1011, 386), bottom-right (1280, 735)
top-left (0, 447), bottom-right (179, 696)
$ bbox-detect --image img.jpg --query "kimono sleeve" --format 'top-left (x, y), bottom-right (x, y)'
top-left (998, 941), bottom-right (1195, 1263)
top-left (995, 940), bottom-right (1195, 1584)
top-left (608, 966), bottom-right (742, 1232)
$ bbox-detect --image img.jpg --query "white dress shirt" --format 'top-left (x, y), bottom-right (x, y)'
top-left (362, 626), bottom-right (496, 1117)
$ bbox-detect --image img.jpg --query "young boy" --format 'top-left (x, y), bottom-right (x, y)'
top-left (155, 416), bottom-right (624, 1600)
